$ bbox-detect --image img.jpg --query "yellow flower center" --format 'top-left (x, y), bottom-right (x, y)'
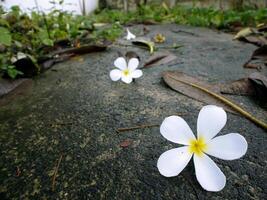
top-left (189, 137), bottom-right (207, 156)
top-left (122, 69), bottom-right (130, 76)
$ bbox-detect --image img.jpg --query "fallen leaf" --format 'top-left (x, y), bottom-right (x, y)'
top-left (244, 62), bottom-right (262, 69)
top-left (132, 38), bottom-right (155, 54)
top-left (163, 71), bottom-right (235, 113)
top-left (119, 139), bottom-right (132, 148)
top-left (51, 44), bottom-right (108, 56)
top-left (249, 72), bottom-right (267, 87)
top-left (239, 36), bottom-right (267, 47)
top-left (222, 73), bottom-right (267, 108)
top-left (233, 27), bottom-right (255, 40)
top-left (40, 54), bottom-right (74, 72)
top-left (251, 45), bottom-right (267, 59)
top-left (244, 45), bottom-right (267, 69)
top-left (143, 51), bottom-right (177, 68)
top-left (248, 72), bottom-right (267, 106)
top-left (125, 51), bottom-right (140, 61)
top-left (218, 73), bottom-right (267, 100)
top-left (219, 78), bottom-right (255, 96)
top-left (257, 24), bottom-right (267, 32)
top-left (163, 71), bottom-right (267, 130)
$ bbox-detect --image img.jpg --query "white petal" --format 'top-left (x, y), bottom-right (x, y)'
top-left (126, 28), bottom-right (136, 40)
top-left (114, 57), bottom-right (127, 70)
top-left (121, 75), bottom-right (133, 84)
top-left (131, 69), bottom-right (143, 78)
top-left (157, 147), bottom-right (192, 177)
top-left (194, 154), bottom-right (226, 192)
top-left (128, 58), bottom-right (139, 71)
top-left (109, 69), bottom-right (122, 81)
top-left (160, 116), bottom-right (196, 145)
top-left (205, 133), bottom-right (248, 160)
top-left (197, 105), bottom-right (227, 141)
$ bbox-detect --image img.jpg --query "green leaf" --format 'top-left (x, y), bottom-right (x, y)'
top-left (7, 65), bottom-right (23, 79)
top-left (0, 27), bottom-right (12, 46)
top-left (43, 38), bottom-right (54, 46)
top-left (132, 38), bottom-right (155, 54)
top-left (38, 29), bottom-right (54, 46)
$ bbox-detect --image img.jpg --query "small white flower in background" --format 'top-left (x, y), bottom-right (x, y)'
top-left (125, 28), bottom-right (136, 40)
top-left (110, 57), bottom-right (143, 84)
top-left (157, 105), bottom-right (248, 192)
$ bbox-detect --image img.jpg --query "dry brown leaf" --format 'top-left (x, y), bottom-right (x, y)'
top-left (244, 45), bottom-right (267, 69)
top-left (51, 44), bottom-right (108, 56)
top-left (239, 36), bottom-right (267, 47)
top-left (217, 72), bottom-right (267, 107)
top-left (219, 78), bottom-right (255, 96)
top-left (143, 52), bottom-right (177, 68)
top-left (248, 72), bottom-right (267, 106)
top-left (163, 71), bottom-right (236, 114)
top-left (244, 62), bottom-right (262, 69)
top-left (125, 51), bottom-right (140, 62)
top-left (163, 71), bottom-right (267, 129)
top-left (249, 72), bottom-right (267, 87)
top-left (251, 45), bottom-right (267, 59)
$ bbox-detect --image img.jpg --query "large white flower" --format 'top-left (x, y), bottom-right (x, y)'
top-left (157, 105), bottom-right (248, 192)
top-left (125, 28), bottom-right (136, 40)
top-left (110, 57), bottom-right (143, 84)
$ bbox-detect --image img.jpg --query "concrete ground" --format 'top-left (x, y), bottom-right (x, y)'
top-left (0, 24), bottom-right (266, 200)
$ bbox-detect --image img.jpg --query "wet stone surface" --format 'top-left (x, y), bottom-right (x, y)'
top-left (0, 24), bottom-right (266, 199)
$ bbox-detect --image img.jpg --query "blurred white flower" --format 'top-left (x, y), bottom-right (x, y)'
top-left (110, 57), bottom-right (143, 84)
top-left (125, 28), bottom-right (136, 40)
top-left (157, 105), bottom-right (248, 192)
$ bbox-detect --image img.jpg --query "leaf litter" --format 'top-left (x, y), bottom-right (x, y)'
top-left (163, 71), bottom-right (267, 130)
top-left (143, 51), bottom-right (177, 68)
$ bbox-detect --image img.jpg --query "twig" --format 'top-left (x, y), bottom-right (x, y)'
top-left (167, 74), bottom-right (267, 130)
top-left (117, 113), bottom-right (187, 133)
top-left (171, 29), bottom-right (200, 37)
top-left (51, 154), bottom-right (63, 192)
top-left (117, 124), bottom-right (159, 133)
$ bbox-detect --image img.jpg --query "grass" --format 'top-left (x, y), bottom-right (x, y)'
top-left (92, 5), bottom-right (267, 29)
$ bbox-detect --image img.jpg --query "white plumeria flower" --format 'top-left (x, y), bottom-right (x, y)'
top-left (157, 105), bottom-right (248, 192)
top-left (110, 57), bottom-right (143, 84)
top-left (125, 28), bottom-right (136, 40)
